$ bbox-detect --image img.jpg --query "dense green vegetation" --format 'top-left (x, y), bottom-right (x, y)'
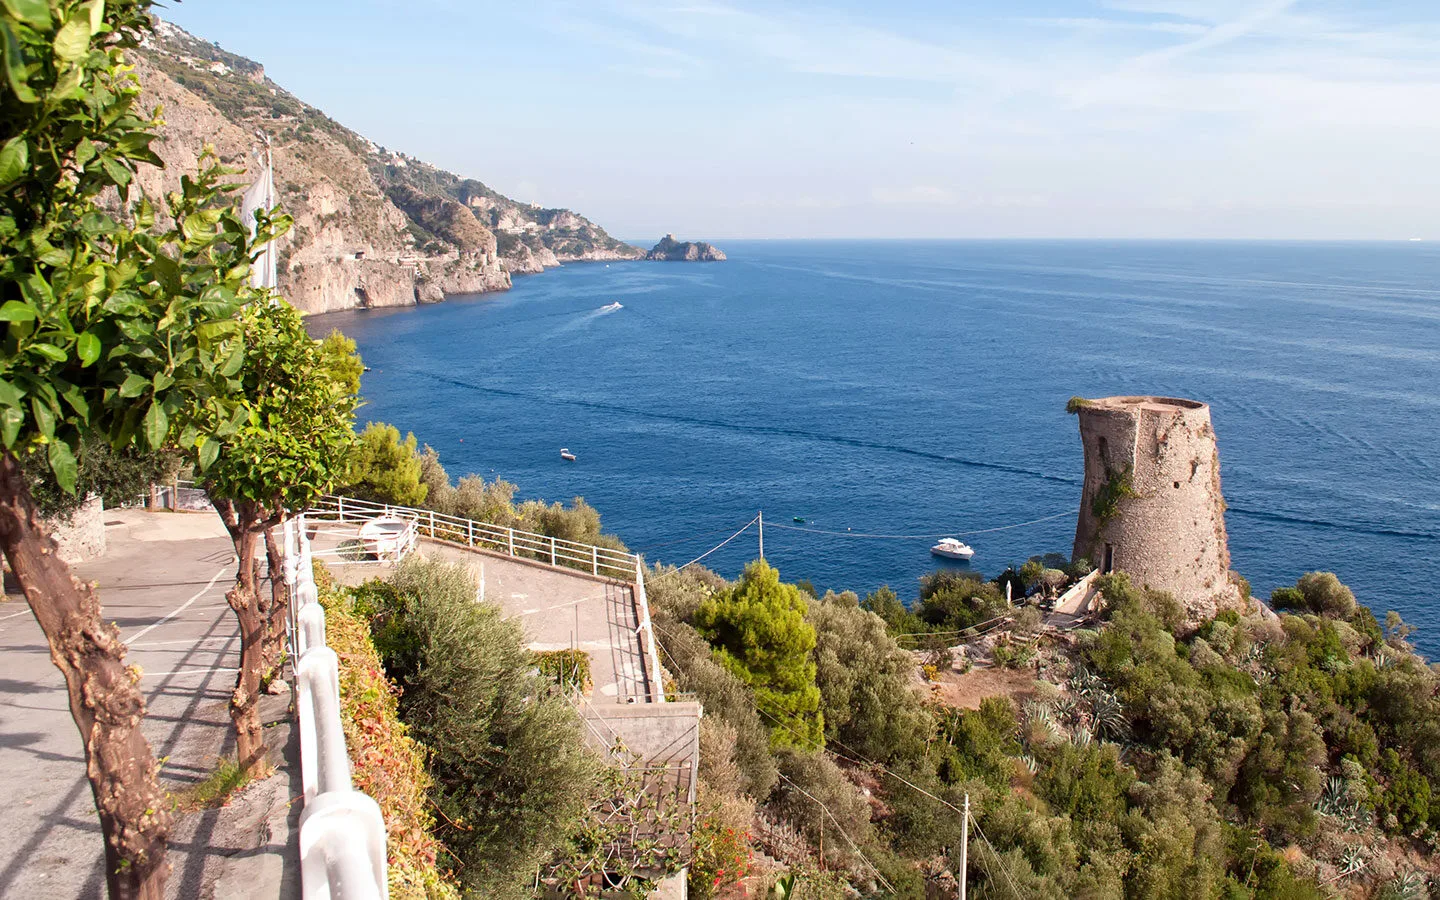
top-left (649, 556), bottom-right (1440, 898)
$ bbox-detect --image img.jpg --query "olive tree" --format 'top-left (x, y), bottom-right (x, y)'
top-left (199, 300), bottom-right (358, 775)
top-left (0, 3), bottom-right (272, 896)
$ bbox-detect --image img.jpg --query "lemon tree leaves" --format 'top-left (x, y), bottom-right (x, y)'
top-left (0, 2), bottom-right (288, 493)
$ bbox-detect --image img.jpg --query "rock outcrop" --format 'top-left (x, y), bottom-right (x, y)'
top-left (645, 234), bottom-right (726, 261)
top-left (135, 19), bottom-right (641, 314)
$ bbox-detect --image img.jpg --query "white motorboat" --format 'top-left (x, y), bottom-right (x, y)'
top-left (560, 448), bottom-right (577, 461)
top-left (930, 538), bottom-right (975, 560)
top-left (600, 301), bottom-right (623, 311)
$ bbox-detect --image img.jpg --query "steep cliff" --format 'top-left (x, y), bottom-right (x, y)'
top-left (646, 234), bottom-right (727, 261)
top-left (134, 19), bottom-right (641, 314)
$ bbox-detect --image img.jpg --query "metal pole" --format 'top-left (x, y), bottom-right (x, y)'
top-left (550, 536), bottom-right (557, 566)
top-left (959, 793), bottom-right (969, 900)
top-left (507, 527), bottom-right (515, 557)
top-left (592, 545), bottom-right (598, 576)
top-left (758, 511), bottom-right (764, 560)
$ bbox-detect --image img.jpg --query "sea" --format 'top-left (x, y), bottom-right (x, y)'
top-left (313, 241), bottom-right (1440, 656)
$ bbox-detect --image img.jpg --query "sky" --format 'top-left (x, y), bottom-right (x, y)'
top-left (160, 1), bottom-right (1440, 240)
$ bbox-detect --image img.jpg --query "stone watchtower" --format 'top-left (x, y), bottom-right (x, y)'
top-left (1070, 396), bottom-right (1243, 620)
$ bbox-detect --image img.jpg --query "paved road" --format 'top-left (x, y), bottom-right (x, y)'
top-left (0, 508), bottom-right (295, 899)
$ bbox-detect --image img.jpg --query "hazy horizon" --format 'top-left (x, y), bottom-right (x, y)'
top-left (163, 1), bottom-right (1439, 242)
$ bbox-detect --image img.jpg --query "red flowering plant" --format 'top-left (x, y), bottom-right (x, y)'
top-left (689, 804), bottom-right (752, 899)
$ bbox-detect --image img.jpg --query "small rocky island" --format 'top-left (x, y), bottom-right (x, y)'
top-left (645, 234), bottom-right (726, 261)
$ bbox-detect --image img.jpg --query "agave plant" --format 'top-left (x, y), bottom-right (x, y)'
top-left (1317, 776), bottom-right (1349, 817)
top-left (1091, 691), bottom-right (1131, 742)
top-left (1377, 872), bottom-right (1426, 900)
top-left (1071, 726), bottom-right (1094, 748)
top-left (1336, 846), bottom-right (1367, 879)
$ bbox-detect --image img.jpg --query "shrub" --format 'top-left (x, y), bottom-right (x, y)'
top-left (916, 571), bottom-right (1008, 632)
top-left (808, 591), bottom-right (930, 762)
top-left (689, 790), bottom-right (752, 899)
top-left (374, 556), bottom-right (603, 898)
top-left (534, 649), bottom-right (591, 694)
top-left (1271, 572), bottom-right (1357, 620)
top-left (316, 566), bottom-right (458, 899)
top-left (765, 751), bottom-right (874, 872)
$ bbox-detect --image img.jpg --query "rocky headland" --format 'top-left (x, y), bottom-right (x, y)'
top-left (645, 234), bottom-right (727, 261)
top-left (136, 19), bottom-right (644, 315)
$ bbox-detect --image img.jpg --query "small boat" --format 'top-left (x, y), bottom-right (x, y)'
top-left (793, 517), bottom-right (806, 524)
top-left (600, 301), bottom-right (623, 311)
top-left (560, 448), bottom-right (577, 461)
top-left (930, 538), bottom-right (975, 560)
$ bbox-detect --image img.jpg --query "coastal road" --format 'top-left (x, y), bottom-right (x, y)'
top-left (0, 508), bottom-right (288, 899)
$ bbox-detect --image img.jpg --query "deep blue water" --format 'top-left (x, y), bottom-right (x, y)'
top-left (314, 241), bottom-right (1440, 655)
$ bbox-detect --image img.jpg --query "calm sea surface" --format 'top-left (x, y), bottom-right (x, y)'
top-left (314, 241), bottom-right (1440, 655)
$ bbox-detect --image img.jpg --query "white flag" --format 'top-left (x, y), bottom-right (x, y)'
top-left (240, 150), bottom-right (278, 291)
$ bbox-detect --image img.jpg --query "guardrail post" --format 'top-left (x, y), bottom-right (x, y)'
top-left (507, 528), bottom-right (514, 556)
top-left (428, 509), bottom-right (435, 538)
top-left (467, 519), bottom-right (473, 547)
top-left (592, 545), bottom-right (598, 576)
top-left (337, 495), bottom-right (345, 522)
top-left (550, 535), bottom-right (557, 566)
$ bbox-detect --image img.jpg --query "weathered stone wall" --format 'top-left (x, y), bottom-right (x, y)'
top-left (1072, 396), bottom-right (1243, 621)
top-left (46, 494), bottom-right (106, 564)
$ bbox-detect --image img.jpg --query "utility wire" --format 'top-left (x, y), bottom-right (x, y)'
top-left (971, 813), bottom-right (1028, 900)
top-left (636, 521), bottom-right (765, 554)
top-left (752, 696), bottom-right (1033, 899)
top-left (892, 612), bottom-right (1014, 641)
top-left (772, 769), bottom-right (896, 895)
top-left (646, 516), bottom-right (758, 583)
top-left (765, 511), bottom-right (1071, 541)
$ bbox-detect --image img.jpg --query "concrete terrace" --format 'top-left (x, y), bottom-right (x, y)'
top-left (316, 532), bottom-right (658, 703)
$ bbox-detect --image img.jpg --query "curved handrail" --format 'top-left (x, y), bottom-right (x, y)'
top-left (283, 516), bottom-right (389, 900)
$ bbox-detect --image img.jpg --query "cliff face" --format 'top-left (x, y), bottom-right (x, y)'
top-left (134, 19), bottom-right (640, 314)
top-left (646, 234), bottom-right (727, 261)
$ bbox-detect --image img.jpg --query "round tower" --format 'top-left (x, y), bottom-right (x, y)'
top-left (1070, 395), bottom-right (1242, 620)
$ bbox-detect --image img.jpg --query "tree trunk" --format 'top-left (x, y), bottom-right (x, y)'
top-left (260, 521), bottom-right (290, 687)
top-left (0, 452), bottom-right (170, 899)
top-left (214, 497), bottom-right (269, 776)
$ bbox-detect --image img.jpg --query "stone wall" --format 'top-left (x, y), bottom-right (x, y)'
top-left (1071, 396), bottom-right (1243, 622)
top-left (46, 494), bottom-right (106, 564)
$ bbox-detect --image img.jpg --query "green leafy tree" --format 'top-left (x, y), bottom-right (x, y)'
top-left (343, 422), bottom-right (427, 506)
top-left (201, 301), bottom-right (358, 774)
top-left (694, 560), bottom-right (824, 750)
top-left (0, 3), bottom-right (269, 895)
top-left (317, 328), bottom-right (363, 396)
top-left (22, 436), bottom-right (176, 519)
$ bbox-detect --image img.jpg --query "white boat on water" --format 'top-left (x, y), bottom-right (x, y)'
top-left (930, 538), bottom-right (975, 560)
top-left (560, 448), bottom-right (577, 461)
top-left (600, 301), bottom-right (623, 311)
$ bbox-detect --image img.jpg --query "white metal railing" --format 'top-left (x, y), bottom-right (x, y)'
top-left (308, 494), bottom-right (667, 703)
top-left (305, 494), bottom-right (639, 581)
top-left (283, 516), bottom-right (389, 900)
